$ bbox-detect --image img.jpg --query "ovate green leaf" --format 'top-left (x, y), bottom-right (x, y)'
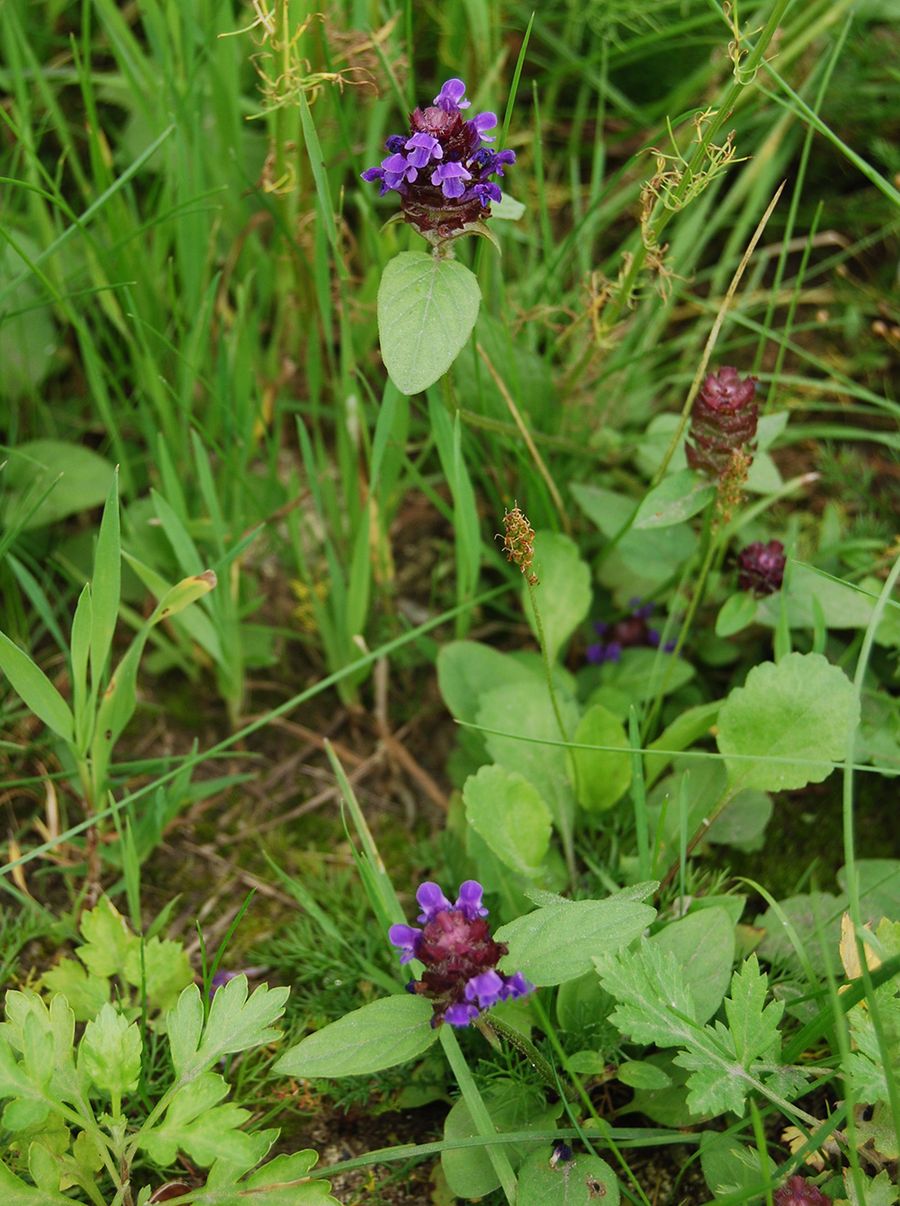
top-left (377, 251), bottom-right (480, 395)
top-left (463, 764), bottom-right (552, 876)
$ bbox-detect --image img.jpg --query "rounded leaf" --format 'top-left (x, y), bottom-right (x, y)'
top-left (464, 764), bottom-right (553, 877)
top-left (717, 652), bottom-right (860, 791)
top-left (517, 1148), bottom-right (620, 1205)
top-left (377, 251), bottom-right (480, 395)
top-left (571, 704), bottom-right (632, 812)
top-left (521, 533), bottom-right (591, 663)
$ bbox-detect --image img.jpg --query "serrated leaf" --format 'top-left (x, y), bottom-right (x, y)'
top-left (0, 632), bottom-right (74, 743)
top-left (78, 1003), bottom-right (141, 1099)
top-left (168, 977), bottom-right (289, 1082)
top-left (463, 764), bottom-right (552, 876)
top-left (0, 1157), bottom-right (72, 1205)
top-left (724, 955), bottom-right (783, 1065)
top-left (41, 961), bottom-right (110, 1023)
top-left (717, 652), bottom-right (860, 790)
top-left (203, 1149), bottom-right (341, 1205)
top-left (140, 1072), bottom-right (262, 1168)
top-left (377, 251), bottom-right (480, 395)
top-left (595, 942), bottom-right (698, 1047)
top-left (76, 897), bottom-right (138, 978)
top-left (274, 994), bottom-right (437, 1079)
top-left (495, 898), bottom-right (656, 986)
top-left (633, 470), bottom-right (716, 529)
top-left (123, 938), bottom-right (193, 1012)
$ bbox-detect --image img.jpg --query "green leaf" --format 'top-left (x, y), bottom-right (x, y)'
top-left (477, 682), bottom-right (579, 845)
top-left (644, 700), bottom-right (721, 788)
top-left (69, 584), bottom-right (92, 736)
top-left (168, 977), bottom-right (289, 1083)
top-left (377, 251), bottom-right (480, 395)
top-left (40, 960), bottom-right (110, 1022)
top-left (463, 765), bottom-right (552, 877)
top-left (571, 704), bottom-right (631, 812)
top-left (76, 897), bottom-right (138, 978)
top-left (521, 532), bottom-right (591, 663)
top-left (3, 441), bottom-right (114, 531)
top-left (0, 236), bottom-right (57, 403)
top-left (715, 591), bottom-right (759, 638)
top-left (122, 938), bottom-right (193, 1012)
top-left (699, 1132), bottom-right (775, 1201)
top-left (717, 652), bottom-right (860, 790)
top-left (491, 193), bottom-right (526, 220)
top-left (517, 1148), bottom-right (620, 1205)
top-left (204, 1149), bottom-right (341, 1205)
top-left (442, 1079), bottom-right (560, 1199)
top-left (78, 1003), bottom-right (141, 1099)
top-left (140, 1072), bottom-right (262, 1168)
top-left (617, 1061), bottom-right (672, 1090)
top-left (0, 1157), bottom-right (72, 1205)
top-left (0, 632), bottom-right (74, 743)
top-left (495, 897), bottom-right (657, 986)
top-left (437, 641), bottom-right (536, 725)
top-left (592, 647), bottom-right (695, 704)
top-left (633, 470), bottom-right (716, 529)
top-left (650, 908), bottom-right (735, 1023)
top-left (89, 471), bottom-right (120, 689)
top-left (273, 995), bottom-right (436, 1079)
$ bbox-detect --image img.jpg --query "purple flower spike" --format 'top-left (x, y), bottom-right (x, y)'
top-left (465, 969), bottom-right (505, 1009)
top-left (455, 880), bottom-right (488, 920)
top-left (390, 879), bottom-right (532, 1027)
top-left (431, 161), bottom-right (472, 198)
top-left (389, 923), bottom-right (423, 964)
top-left (416, 882), bottom-right (453, 922)
top-left (405, 132), bottom-right (443, 168)
top-left (434, 78), bottom-right (470, 112)
top-left (361, 76), bottom-right (516, 240)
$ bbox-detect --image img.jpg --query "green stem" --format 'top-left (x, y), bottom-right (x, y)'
top-left (480, 1014), bottom-right (575, 1101)
top-left (527, 578), bottom-right (577, 887)
top-left (439, 1027), bottom-right (518, 1204)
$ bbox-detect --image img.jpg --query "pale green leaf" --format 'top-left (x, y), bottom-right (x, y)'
top-left (78, 1003), bottom-right (141, 1098)
top-left (716, 591), bottom-right (759, 638)
top-left (139, 1072), bottom-right (261, 1168)
top-left (274, 995), bottom-right (436, 1079)
top-left (169, 977), bottom-right (289, 1082)
top-left (717, 652), bottom-right (860, 790)
top-left (521, 532), bottom-right (591, 663)
top-left (122, 938), bottom-right (194, 1012)
top-left (0, 1157), bottom-right (72, 1205)
top-left (0, 633), bottom-right (74, 743)
top-left (650, 908), bottom-right (735, 1023)
top-left (463, 764), bottom-right (552, 876)
top-left (40, 960), bottom-right (110, 1023)
top-left (76, 897), bottom-right (138, 978)
top-left (377, 251), bottom-right (480, 395)
top-left (571, 704), bottom-right (631, 812)
top-left (633, 470), bottom-right (716, 529)
top-left (495, 897), bottom-right (656, 986)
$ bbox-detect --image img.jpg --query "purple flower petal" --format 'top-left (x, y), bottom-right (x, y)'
top-left (431, 161), bottom-right (472, 198)
top-left (434, 78), bottom-right (470, 112)
top-left (416, 882), bottom-right (453, 922)
top-left (389, 923), bottom-right (423, 964)
top-left (405, 132), bottom-right (443, 168)
top-left (464, 969), bottom-right (504, 1009)
top-left (385, 134), bottom-right (407, 153)
top-left (499, 971), bottom-right (534, 1001)
top-left (474, 181), bottom-right (502, 206)
top-left (445, 1002), bottom-right (480, 1027)
top-left (455, 880), bottom-right (488, 920)
top-left (360, 166), bottom-right (383, 182)
top-left (471, 111), bottom-right (497, 141)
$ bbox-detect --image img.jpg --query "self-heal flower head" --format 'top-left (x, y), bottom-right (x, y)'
top-left (586, 598), bottom-right (675, 665)
top-left (360, 77), bottom-right (516, 243)
top-left (737, 539), bottom-right (786, 596)
top-left (686, 366), bottom-right (759, 479)
top-left (390, 880), bottom-right (533, 1027)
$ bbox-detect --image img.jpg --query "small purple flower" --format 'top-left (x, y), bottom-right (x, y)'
top-left (390, 880), bottom-right (533, 1027)
top-left (405, 132), bottom-right (443, 168)
top-left (388, 923), bottom-right (423, 964)
top-left (209, 969), bottom-right (239, 998)
top-left (587, 600), bottom-right (676, 665)
top-left (431, 160), bottom-right (472, 198)
top-left (360, 77), bottom-right (517, 239)
top-left (434, 78), bottom-right (470, 112)
top-left (737, 539), bottom-right (786, 596)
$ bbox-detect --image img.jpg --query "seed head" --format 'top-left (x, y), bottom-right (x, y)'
top-left (737, 539), bottom-right (786, 595)
top-left (501, 504), bottom-right (538, 585)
